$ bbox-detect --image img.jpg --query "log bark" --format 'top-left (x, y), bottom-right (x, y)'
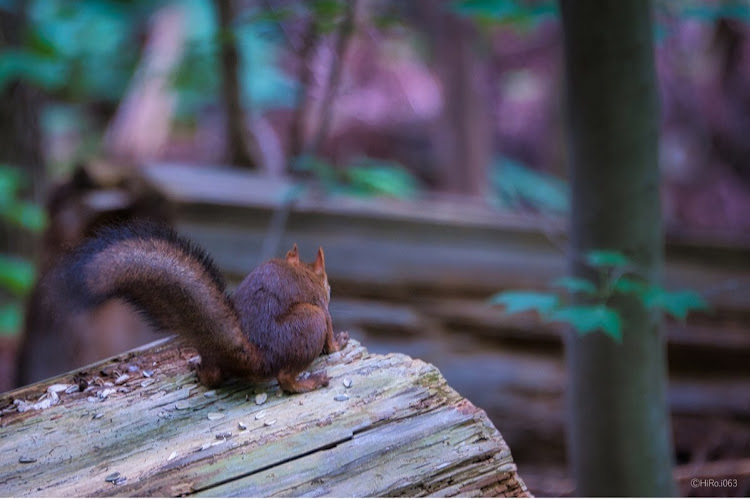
top-left (0, 338), bottom-right (529, 497)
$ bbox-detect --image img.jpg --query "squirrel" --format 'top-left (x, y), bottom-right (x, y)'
top-left (25, 221), bottom-right (349, 393)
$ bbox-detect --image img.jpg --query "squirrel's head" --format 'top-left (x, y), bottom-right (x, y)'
top-left (286, 244), bottom-right (331, 301)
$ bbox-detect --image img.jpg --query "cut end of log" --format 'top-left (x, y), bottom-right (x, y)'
top-left (0, 338), bottom-right (529, 497)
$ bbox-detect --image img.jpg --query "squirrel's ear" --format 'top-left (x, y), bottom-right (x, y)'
top-left (286, 244), bottom-right (300, 264)
top-left (313, 247), bottom-right (325, 275)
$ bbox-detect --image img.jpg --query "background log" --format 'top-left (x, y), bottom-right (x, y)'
top-left (0, 338), bottom-right (529, 497)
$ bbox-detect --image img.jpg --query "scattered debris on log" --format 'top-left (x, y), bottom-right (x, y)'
top-left (0, 338), bottom-right (529, 497)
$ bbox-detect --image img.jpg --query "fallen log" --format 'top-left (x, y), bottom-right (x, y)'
top-left (0, 338), bottom-right (529, 497)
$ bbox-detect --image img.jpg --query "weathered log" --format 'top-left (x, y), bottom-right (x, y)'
top-left (0, 338), bottom-right (529, 497)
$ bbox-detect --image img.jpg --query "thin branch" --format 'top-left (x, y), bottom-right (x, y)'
top-left (287, 19), bottom-right (319, 167)
top-left (309, 0), bottom-right (358, 157)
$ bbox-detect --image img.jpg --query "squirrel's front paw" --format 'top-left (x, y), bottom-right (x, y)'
top-left (336, 331), bottom-right (349, 349)
top-left (310, 371), bottom-right (330, 388)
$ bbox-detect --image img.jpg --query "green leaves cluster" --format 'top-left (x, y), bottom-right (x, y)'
top-left (0, 166), bottom-right (46, 336)
top-left (663, 0), bottom-right (750, 24)
top-left (0, 166), bottom-right (46, 233)
top-left (489, 250), bottom-right (709, 342)
top-left (452, 0), bottom-right (558, 28)
top-left (0, 0), bottom-right (149, 98)
top-left (490, 157), bottom-right (569, 215)
top-left (294, 155), bottom-right (420, 199)
top-left (174, 0), bottom-right (295, 121)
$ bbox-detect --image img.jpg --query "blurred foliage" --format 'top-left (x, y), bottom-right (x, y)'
top-left (490, 250), bottom-right (710, 343)
top-left (452, 0), bottom-right (750, 27)
top-left (0, 166), bottom-right (46, 232)
top-left (294, 155), bottom-right (420, 199)
top-left (0, 255), bottom-right (35, 296)
top-left (3, 1), bottom-right (153, 98)
top-left (0, 166), bottom-right (46, 336)
top-left (174, 0), bottom-right (295, 121)
top-left (490, 157), bottom-right (569, 214)
top-left (452, 0), bottom-right (557, 28)
top-left (659, 0), bottom-right (750, 23)
top-left (309, 0), bottom-right (349, 34)
top-left (0, 0), bottom-right (296, 109)
top-left (1, 0), bottom-right (296, 165)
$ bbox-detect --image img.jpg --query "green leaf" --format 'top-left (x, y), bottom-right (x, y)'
top-left (549, 305), bottom-right (623, 342)
top-left (0, 165), bottom-right (23, 205)
top-left (452, 0), bottom-right (557, 26)
top-left (0, 255), bottom-right (36, 296)
top-left (292, 155), bottom-right (341, 193)
top-left (586, 250), bottom-right (632, 268)
top-left (490, 157), bottom-right (569, 214)
top-left (311, 0), bottom-right (346, 33)
top-left (311, 0), bottom-right (345, 18)
top-left (643, 288), bottom-right (710, 320)
top-left (0, 303), bottom-right (23, 336)
top-left (612, 276), bottom-right (649, 297)
top-left (551, 276), bottom-right (597, 295)
top-left (26, 24), bottom-right (62, 59)
top-left (0, 48), bottom-right (69, 91)
top-left (346, 159), bottom-right (419, 199)
top-left (489, 291), bottom-right (559, 316)
top-left (1, 200), bottom-right (47, 232)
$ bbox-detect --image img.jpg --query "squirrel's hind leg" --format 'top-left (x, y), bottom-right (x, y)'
top-left (277, 369), bottom-right (329, 393)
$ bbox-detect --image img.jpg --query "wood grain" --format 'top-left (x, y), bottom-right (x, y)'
top-left (0, 339), bottom-right (529, 497)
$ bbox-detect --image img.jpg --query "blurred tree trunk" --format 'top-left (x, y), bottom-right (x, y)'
top-left (104, 4), bottom-right (185, 162)
top-left (0, 2), bottom-right (44, 393)
top-left (0, 3), bottom-right (45, 252)
top-left (215, 0), bottom-right (258, 169)
top-left (559, 0), bottom-right (676, 495)
top-left (309, 0), bottom-right (357, 159)
top-left (415, 0), bottom-right (489, 196)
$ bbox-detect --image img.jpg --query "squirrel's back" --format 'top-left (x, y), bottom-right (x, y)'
top-left (231, 251), bottom-right (331, 376)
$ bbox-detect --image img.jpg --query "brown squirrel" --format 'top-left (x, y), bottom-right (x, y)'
top-left (26, 222), bottom-right (349, 393)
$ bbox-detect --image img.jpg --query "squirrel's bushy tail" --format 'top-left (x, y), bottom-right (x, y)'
top-left (32, 222), bottom-right (261, 378)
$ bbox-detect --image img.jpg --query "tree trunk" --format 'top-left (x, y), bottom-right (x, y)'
top-left (559, 0), bottom-right (676, 495)
top-left (103, 4), bottom-right (185, 162)
top-left (309, 0), bottom-right (358, 158)
top-left (416, 0), bottom-right (489, 196)
top-left (0, 4), bottom-right (45, 256)
top-left (215, 0), bottom-right (257, 168)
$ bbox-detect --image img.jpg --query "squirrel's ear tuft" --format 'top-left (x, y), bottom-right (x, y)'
top-left (286, 244), bottom-right (300, 264)
top-left (313, 247), bottom-right (325, 275)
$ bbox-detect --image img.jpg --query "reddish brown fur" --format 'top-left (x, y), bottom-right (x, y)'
top-left (22, 222), bottom-right (348, 393)
top-left (229, 244), bottom-right (348, 392)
